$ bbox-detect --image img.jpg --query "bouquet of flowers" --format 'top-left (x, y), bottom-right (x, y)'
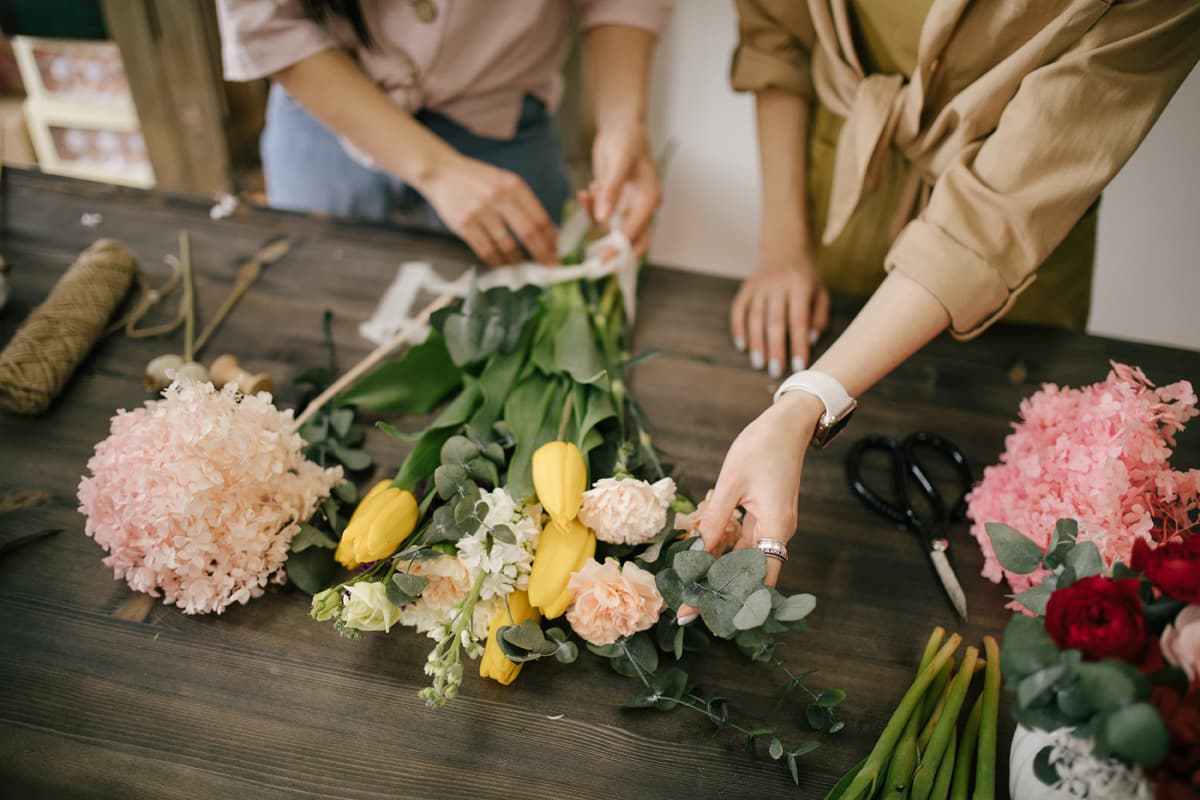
top-left (966, 362), bottom-right (1199, 608)
top-left (299, 266), bottom-right (845, 780)
top-left (988, 520), bottom-right (1199, 799)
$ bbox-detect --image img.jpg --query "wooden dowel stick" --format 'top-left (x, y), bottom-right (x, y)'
top-left (292, 293), bottom-right (455, 430)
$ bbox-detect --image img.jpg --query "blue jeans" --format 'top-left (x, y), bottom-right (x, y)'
top-left (261, 85), bottom-right (571, 227)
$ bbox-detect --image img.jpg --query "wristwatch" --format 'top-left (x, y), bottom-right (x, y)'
top-left (773, 370), bottom-right (857, 449)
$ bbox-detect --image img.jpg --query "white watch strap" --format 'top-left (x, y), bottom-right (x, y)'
top-left (773, 370), bottom-right (854, 421)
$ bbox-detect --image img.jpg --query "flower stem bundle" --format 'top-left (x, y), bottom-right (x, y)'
top-left (827, 630), bottom-right (1001, 800)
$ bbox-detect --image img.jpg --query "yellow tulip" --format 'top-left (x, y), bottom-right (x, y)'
top-left (532, 441), bottom-right (587, 526)
top-left (353, 489), bottom-right (419, 564)
top-left (480, 589), bottom-right (541, 685)
top-left (527, 518), bottom-right (596, 618)
top-left (335, 483), bottom-right (418, 569)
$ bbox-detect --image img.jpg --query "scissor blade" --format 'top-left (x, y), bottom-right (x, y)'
top-left (929, 549), bottom-right (969, 622)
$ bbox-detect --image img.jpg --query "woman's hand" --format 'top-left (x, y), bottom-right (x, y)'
top-left (674, 391), bottom-right (823, 631)
top-left (417, 153), bottom-right (559, 267)
top-left (578, 123), bottom-right (661, 256)
top-left (731, 252), bottom-right (831, 379)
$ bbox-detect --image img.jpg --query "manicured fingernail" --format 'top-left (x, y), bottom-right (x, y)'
top-left (733, 336), bottom-right (746, 353)
top-left (808, 329), bottom-right (820, 346)
top-left (749, 350), bottom-right (764, 370)
top-left (689, 537), bottom-right (707, 551)
top-left (677, 612), bottom-right (699, 626)
top-left (791, 355), bottom-right (806, 373)
top-left (767, 359), bottom-right (782, 379)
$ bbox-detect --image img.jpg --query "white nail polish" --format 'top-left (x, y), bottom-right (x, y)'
top-left (733, 336), bottom-right (746, 353)
top-left (791, 355), bottom-right (806, 373)
top-left (808, 329), bottom-right (820, 346)
top-left (677, 612), bottom-right (699, 626)
top-left (689, 537), bottom-right (707, 551)
top-left (749, 350), bottom-right (764, 370)
top-left (767, 359), bottom-right (782, 379)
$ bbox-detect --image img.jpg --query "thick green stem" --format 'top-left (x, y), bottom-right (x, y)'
top-left (837, 633), bottom-right (962, 800)
top-left (950, 696), bottom-right (983, 800)
top-left (930, 727), bottom-right (958, 800)
top-left (973, 636), bottom-right (1001, 800)
top-left (911, 646), bottom-right (979, 800)
top-left (918, 627), bottom-right (946, 674)
top-left (918, 658), bottom-right (956, 749)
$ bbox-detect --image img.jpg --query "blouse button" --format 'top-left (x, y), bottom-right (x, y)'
top-left (413, 0), bottom-right (438, 23)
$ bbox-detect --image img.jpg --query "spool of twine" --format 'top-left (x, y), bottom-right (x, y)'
top-left (0, 238), bottom-right (136, 415)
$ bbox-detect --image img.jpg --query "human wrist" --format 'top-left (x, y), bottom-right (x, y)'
top-left (392, 131), bottom-right (458, 192)
top-left (772, 390), bottom-right (824, 443)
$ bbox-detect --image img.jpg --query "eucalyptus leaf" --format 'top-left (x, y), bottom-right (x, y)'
top-left (501, 619), bottom-right (547, 651)
top-left (775, 593), bottom-right (817, 622)
top-left (1065, 541), bottom-right (1104, 579)
top-left (490, 525), bottom-right (516, 545)
top-left (806, 703), bottom-right (826, 731)
top-left (815, 688), bottom-right (846, 708)
top-left (655, 568), bottom-right (685, 610)
top-left (443, 278), bottom-right (507, 366)
top-left (985, 522), bottom-right (1045, 575)
top-left (1104, 702), bottom-right (1170, 766)
top-left (673, 549), bottom-right (716, 585)
top-left (392, 571), bottom-right (430, 598)
top-left (768, 737), bottom-right (784, 760)
top-left (1001, 614), bottom-right (1061, 677)
top-left (1018, 664), bottom-right (1066, 708)
top-left (554, 641), bottom-right (579, 664)
top-left (1009, 584), bottom-right (1053, 616)
top-left (286, 547), bottom-right (336, 595)
top-left (329, 408), bottom-right (354, 438)
top-left (440, 435), bottom-right (479, 466)
top-left (706, 548), bottom-right (767, 603)
top-left (332, 480), bottom-right (357, 504)
top-left (733, 587), bottom-right (773, 630)
top-left (328, 442), bottom-right (371, 471)
top-left (291, 523), bottom-right (337, 553)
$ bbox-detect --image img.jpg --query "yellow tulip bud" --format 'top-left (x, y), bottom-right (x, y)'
top-left (335, 483), bottom-right (394, 569)
top-left (532, 441), bottom-right (587, 526)
top-left (353, 489), bottom-right (419, 563)
top-left (528, 518), bottom-right (596, 619)
top-left (480, 589), bottom-right (541, 686)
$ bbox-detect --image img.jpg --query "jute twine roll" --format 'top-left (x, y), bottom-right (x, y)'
top-left (0, 238), bottom-right (135, 415)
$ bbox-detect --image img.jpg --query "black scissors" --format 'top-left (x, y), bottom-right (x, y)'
top-left (845, 431), bottom-right (973, 621)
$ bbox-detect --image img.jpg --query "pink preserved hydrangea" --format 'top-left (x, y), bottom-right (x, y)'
top-left (967, 363), bottom-right (1199, 604)
top-left (78, 380), bottom-right (343, 614)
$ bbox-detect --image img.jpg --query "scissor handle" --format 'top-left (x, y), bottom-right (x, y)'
top-left (845, 435), bottom-right (921, 530)
top-left (901, 431), bottom-right (973, 522)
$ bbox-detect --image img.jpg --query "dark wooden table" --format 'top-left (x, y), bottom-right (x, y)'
top-left (1, 170), bottom-right (1196, 800)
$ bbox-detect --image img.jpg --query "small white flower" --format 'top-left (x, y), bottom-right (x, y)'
top-left (1046, 729), bottom-right (1151, 799)
top-left (578, 477), bottom-right (677, 546)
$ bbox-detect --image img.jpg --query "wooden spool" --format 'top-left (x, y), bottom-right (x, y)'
top-left (208, 354), bottom-right (272, 395)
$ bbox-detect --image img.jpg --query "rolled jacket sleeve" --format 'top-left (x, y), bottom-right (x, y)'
top-left (730, 0), bottom-right (815, 99)
top-left (216, 0), bottom-right (339, 82)
top-left (886, 0), bottom-right (1200, 339)
top-left (575, 0), bottom-right (675, 35)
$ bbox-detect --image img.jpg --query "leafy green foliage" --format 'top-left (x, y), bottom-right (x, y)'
top-left (337, 331), bottom-right (461, 412)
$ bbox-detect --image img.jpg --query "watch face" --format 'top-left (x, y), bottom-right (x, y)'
top-left (813, 400), bottom-right (857, 449)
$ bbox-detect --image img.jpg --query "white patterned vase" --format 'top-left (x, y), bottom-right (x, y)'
top-left (1009, 724), bottom-right (1152, 800)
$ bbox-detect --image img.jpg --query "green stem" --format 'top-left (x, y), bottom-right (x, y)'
top-left (950, 696), bottom-right (983, 800)
top-left (918, 658), bottom-right (956, 750)
top-left (930, 727), bottom-right (958, 800)
top-left (840, 634), bottom-right (962, 800)
top-left (973, 636), bottom-right (1000, 800)
top-left (911, 646), bottom-right (980, 800)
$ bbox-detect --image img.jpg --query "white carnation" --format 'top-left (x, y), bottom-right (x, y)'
top-left (578, 477), bottom-right (677, 545)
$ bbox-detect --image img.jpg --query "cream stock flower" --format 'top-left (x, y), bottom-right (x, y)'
top-left (1161, 604), bottom-right (1200, 681)
top-left (341, 581), bottom-right (401, 633)
top-left (566, 557), bottom-right (665, 645)
top-left (578, 477), bottom-right (676, 546)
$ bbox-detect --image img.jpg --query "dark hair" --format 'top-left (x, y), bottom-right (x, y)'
top-left (300, 0), bottom-right (372, 48)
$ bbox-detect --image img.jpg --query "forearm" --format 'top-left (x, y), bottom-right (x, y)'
top-left (811, 271), bottom-right (950, 397)
top-left (754, 89), bottom-right (813, 263)
top-left (271, 48), bottom-right (454, 188)
top-left (586, 25), bottom-right (655, 133)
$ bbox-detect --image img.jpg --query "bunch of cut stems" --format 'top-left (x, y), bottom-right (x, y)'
top-left (826, 629), bottom-right (1001, 800)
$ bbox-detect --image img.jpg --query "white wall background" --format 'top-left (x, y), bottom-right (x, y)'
top-left (646, 3), bottom-right (1200, 352)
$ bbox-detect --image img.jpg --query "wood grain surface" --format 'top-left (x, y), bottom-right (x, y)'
top-left (0, 170), bottom-right (1196, 800)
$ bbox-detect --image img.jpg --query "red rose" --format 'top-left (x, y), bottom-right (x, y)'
top-left (1148, 685), bottom-right (1200, 799)
top-left (1132, 536), bottom-right (1200, 604)
top-left (1044, 576), bottom-right (1150, 663)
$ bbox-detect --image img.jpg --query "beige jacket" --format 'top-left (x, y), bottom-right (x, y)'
top-left (732, 0), bottom-right (1199, 338)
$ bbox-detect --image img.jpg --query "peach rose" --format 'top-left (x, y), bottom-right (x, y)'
top-left (566, 558), bottom-right (665, 645)
top-left (1162, 604), bottom-right (1200, 682)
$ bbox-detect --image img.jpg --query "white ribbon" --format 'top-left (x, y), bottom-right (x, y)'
top-left (359, 229), bottom-right (638, 347)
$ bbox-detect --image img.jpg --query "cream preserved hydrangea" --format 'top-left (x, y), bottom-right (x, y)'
top-left (77, 379), bottom-right (342, 615)
top-left (578, 477), bottom-right (676, 545)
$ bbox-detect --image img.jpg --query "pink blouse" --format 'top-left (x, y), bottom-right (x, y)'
top-left (217, 0), bottom-right (674, 139)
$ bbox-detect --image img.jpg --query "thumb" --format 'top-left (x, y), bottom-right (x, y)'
top-left (593, 147), bottom-right (635, 223)
top-left (696, 481), bottom-right (741, 556)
